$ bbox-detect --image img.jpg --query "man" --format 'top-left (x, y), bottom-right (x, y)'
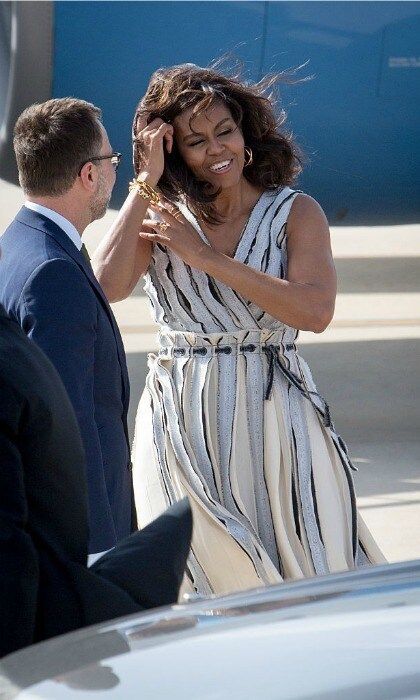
top-left (0, 300), bottom-right (192, 659)
top-left (0, 98), bottom-right (132, 557)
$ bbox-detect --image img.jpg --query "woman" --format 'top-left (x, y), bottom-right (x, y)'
top-left (93, 64), bottom-right (385, 595)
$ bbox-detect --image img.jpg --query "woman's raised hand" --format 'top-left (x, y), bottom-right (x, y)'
top-left (133, 115), bottom-right (174, 187)
top-left (139, 201), bottom-right (210, 269)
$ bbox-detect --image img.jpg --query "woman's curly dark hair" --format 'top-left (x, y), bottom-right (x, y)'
top-left (133, 62), bottom-right (303, 224)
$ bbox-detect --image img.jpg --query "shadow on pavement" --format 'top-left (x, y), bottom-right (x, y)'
top-left (336, 258), bottom-right (420, 293)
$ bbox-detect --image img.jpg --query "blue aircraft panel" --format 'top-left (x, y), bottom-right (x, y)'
top-left (262, 2), bottom-right (420, 222)
top-left (1, 0), bottom-right (419, 223)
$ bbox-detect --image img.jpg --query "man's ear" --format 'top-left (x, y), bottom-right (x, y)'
top-left (79, 162), bottom-right (97, 192)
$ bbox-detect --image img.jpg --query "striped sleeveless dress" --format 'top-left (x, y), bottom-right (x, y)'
top-left (132, 187), bottom-right (385, 595)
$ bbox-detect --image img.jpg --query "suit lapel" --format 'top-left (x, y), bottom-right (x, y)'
top-left (15, 208), bottom-right (130, 416)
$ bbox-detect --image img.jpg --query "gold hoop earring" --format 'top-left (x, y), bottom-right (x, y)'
top-left (244, 147), bottom-right (253, 167)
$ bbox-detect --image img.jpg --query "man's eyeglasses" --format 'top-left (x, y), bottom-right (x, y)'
top-left (78, 152), bottom-right (122, 175)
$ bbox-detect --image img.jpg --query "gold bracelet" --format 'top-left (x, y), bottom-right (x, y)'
top-left (128, 177), bottom-right (160, 205)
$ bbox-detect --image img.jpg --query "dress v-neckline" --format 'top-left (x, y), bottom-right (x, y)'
top-left (186, 190), bottom-right (269, 261)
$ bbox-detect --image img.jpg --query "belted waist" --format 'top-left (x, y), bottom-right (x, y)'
top-left (157, 337), bottom-right (331, 428)
top-left (158, 341), bottom-right (296, 359)
top-left (153, 328), bottom-right (355, 471)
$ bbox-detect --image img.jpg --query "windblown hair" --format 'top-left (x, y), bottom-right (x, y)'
top-left (133, 62), bottom-right (303, 224)
top-left (14, 97), bottom-right (103, 196)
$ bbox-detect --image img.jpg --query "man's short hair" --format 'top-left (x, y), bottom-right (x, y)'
top-left (13, 97), bottom-right (103, 196)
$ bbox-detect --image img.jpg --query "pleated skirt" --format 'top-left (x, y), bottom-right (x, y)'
top-left (132, 328), bottom-right (386, 596)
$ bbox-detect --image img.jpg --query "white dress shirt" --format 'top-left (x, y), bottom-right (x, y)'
top-left (24, 201), bottom-right (83, 251)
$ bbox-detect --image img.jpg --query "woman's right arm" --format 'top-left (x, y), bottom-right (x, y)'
top-left (92, 118), bottom-right (173, 302)
top-left (92, 186), bottom-right (154, 302)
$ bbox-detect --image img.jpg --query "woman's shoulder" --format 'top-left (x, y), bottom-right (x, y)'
top-left (260, 186), bottom-right (304, 215)
top-left (274, 190), bottom-right (330, 241)
top-left (287, 191), bottom-right (328, 228)
top-left (262, 187), bottom-right (328, 233)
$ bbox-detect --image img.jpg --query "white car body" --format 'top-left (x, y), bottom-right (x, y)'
top-left (1, 560), bottom-right (420, 699)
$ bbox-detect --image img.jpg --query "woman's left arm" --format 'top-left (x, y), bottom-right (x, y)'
top-left (141, 194), bottom-right (337, 333)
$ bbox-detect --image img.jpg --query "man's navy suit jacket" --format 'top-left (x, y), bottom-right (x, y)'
top-left (0, 206), bottom-right (135, 552)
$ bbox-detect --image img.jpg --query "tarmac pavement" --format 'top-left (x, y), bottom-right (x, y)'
top-left (1, 178), bottom-right (419, 564)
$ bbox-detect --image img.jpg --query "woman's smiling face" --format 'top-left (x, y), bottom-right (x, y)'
top-left (174, 100), bottom-right (246, 189)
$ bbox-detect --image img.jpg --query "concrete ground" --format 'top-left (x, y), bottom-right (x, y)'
top-left (2, 179), bottom-right (419, 564)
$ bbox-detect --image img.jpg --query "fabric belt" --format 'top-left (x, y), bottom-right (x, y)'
top-left (158, 341), bottom-right (296, 358)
